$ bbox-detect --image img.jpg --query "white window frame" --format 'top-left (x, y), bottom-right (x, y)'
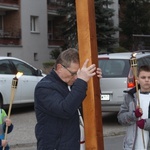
top-left (30, 16), bottom-right (39, 32)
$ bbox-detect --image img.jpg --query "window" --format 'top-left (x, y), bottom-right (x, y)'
top-left (138, 56), bottom-right (150, 68)
top-left (12, 60), bottom-right (36, 76)
top-left (30, 16), bottom-right (39, 32)
top-left (0, 60), bottom-right (12, 74)
top-left (98, 59), bottom-right (129, 78)
top-left (34, 53), bottom-right (38, 61)
top-left (7, 53), bottom-right (12, 57)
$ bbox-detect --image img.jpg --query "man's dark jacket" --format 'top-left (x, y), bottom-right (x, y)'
top-left (34, 69), bottom-right (87, 150)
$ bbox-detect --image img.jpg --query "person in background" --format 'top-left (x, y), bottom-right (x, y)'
top-left (118, 65), bottom-right (150, 150)
top-left (34, 48), bottom-right (102, 150)
top-left (0, 108), bottom-right (13, 150)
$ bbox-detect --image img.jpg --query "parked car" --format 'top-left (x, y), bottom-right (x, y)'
top-left (0, 56), bottom-right (45, 108)
top-left (98, 50), bottom-right (150, 112)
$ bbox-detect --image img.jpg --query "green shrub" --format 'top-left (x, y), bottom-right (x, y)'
top-left (113, 46), bottom-right (129, 53)
top-left (50, 48), bottom-right (61, 59)
top-left (43, 61), bottom-right (55, 69)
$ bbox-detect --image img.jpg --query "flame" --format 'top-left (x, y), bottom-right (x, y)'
top-left (15, 72), bottom-right (23, 79)
top-left (132, 52), bottom-right (137, 58)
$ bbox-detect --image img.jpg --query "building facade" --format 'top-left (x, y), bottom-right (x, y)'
top-left (0, 0), bottom-right (65, 69)
top-left (0, 0), bottom-right (119, 69)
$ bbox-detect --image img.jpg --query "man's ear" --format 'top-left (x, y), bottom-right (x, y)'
top-left (57, 64), bottom-right (63, 73)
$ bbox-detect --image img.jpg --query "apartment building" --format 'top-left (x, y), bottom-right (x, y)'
top-left (0, 0), bottom-right (65, 69)
top-left (0, 0), bottom-right (119, 69)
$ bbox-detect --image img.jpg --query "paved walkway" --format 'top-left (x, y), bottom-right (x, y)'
top-left (6, 110), bottom-right (126, 149)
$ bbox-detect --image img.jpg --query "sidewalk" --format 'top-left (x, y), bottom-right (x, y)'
top-left (9, 135), bottom-right (125, 150)
top-left (7, 109), bottom-right (37, 150)
top-left (104, 135), bottom-right (124, 150)
top-left (7, 109), bottom-right (126, 149)
top-left (11, 143), bottom-right (36, 150)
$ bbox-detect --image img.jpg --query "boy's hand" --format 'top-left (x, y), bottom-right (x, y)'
top-left (135, 107), bottom-right (143, 118)
top-left (5, 118), bottom-right (12, 126)
top-left (137, 119), bottom-right (146, 129)
top-left (2, 140), bottom-right (8, 147)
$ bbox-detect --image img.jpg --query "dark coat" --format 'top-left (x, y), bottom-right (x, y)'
top-left (34, 69), bottom-right (87, 150)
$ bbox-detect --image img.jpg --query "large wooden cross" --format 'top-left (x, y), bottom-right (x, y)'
top-left (75, 0), bottom-right (104, 149)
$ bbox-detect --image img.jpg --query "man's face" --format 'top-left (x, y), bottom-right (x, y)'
top-left (58, 62), bottom-right (79, 86)
top-left (137, 71), bottom-right (150, 92)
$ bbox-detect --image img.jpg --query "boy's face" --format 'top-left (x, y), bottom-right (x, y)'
top-left (137, 70), bottom-right (150, 92)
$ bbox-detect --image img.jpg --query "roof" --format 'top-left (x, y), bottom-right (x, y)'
top-left (98, 51), bottom-right (150, 59)
top-left (0, 56), bottom-right (22, 60)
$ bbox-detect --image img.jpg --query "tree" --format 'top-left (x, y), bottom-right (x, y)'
top-left (119, 0), bottom-right (150, 50)
top-left (58, 0), bottom-right (77, 48)
top-left (58, 0), bottom-right (119, 52)
top-left (95, 0), bottom-right (119, 51)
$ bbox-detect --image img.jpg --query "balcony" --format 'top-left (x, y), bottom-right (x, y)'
top-left (47, 0), bottom-right (64, 11)
top-left (0, 0), bottom-right (19, 11)
top-left (0, 31), bottom-right (21, 45)
top-left (48, 32), bottom-right (64, 46)
top-left (48, 36), bottom-right (64, 45)
top-left (0, 0), bottom-right (19, 5)
top-left (48, 39), bottom-right (64, 46)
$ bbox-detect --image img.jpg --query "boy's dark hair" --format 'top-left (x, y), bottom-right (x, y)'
top-left (137, 65), bottom-right (150, 76)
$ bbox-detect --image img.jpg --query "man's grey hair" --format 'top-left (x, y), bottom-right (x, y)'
top-left (54, 48), bottom-right (79, 69)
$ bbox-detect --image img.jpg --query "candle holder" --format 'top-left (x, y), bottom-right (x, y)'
top-left (130, 53), bottom-right (145, 149)
top-left (130, 53), bottom-right (139, 105)
top-left (130, 53), bottom-right (137, 77)
top-left (3, 72), bottom-right (23, 150)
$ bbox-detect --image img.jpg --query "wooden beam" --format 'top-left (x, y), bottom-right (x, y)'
top-left (75, 0), bottom-right (104, 149)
